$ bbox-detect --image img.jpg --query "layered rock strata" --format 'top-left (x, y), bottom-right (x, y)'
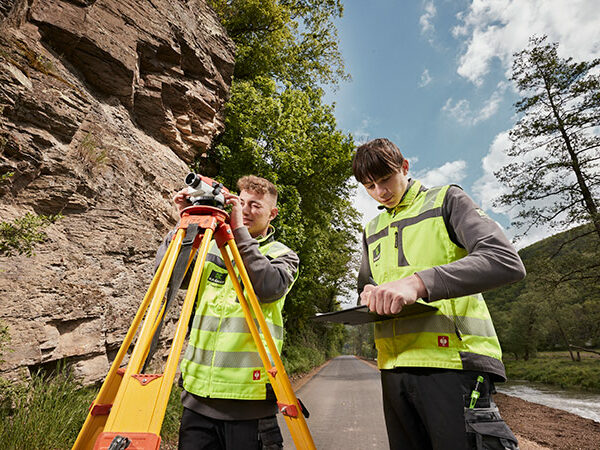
top-left (0, 0), bottom-right (235, 383)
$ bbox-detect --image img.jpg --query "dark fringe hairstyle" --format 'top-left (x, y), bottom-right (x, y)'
top-left (352, 138), bottom-right (405, 184)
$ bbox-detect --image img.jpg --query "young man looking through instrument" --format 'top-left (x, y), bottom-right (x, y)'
top-left (157, 175), bottom-right (299, 450)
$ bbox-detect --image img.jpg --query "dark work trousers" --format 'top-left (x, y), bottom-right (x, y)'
top-left (178, 407), bottom-right (283, 450)
top-left (380, 368), bottom-right (517, 450)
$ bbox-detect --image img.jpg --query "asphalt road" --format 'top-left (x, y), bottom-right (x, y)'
top-left (278, 356), bottom-right (389, 449)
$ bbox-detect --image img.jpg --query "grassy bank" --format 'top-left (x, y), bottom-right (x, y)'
top-left (0, 350), bottom-right (326, 449)
top-left (0, 370), bottom-right (183, 450)
top-left (504, 350), bottom-right (600, 392)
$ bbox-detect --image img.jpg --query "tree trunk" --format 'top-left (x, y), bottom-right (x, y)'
top-left (555, 318), bottom-right (576, 361)
top-left (544, 75), bottom-right (600, 241)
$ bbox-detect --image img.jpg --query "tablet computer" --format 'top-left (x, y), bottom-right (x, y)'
top-left (311, 303), bottom-right (437, 325)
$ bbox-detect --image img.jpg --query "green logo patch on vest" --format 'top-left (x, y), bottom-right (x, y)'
top-left (373, 243), bottom-right (381, 262)
top-left (208, 270), bottom-right (227, 285)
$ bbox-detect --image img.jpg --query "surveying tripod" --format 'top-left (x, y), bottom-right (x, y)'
top-left (72, 175), bottom-right (316, 450)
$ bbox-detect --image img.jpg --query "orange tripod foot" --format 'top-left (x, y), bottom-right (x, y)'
top-left (94, 432), bottom-right (160, 450)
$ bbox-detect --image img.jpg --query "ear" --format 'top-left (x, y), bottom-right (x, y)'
top-left (269, 206), bottom-right (279, 222)
top-left (401, 158), bottom-right (409, 175)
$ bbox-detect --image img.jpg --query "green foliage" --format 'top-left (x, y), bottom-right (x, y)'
top-left (495, 35), bottom-right (600, 241)
top-left (0, 171), bottom-right (14, 182)
top-left (161, 385), bottom-right (184, 441)
top-left (487, 223), bottom-right (600, 358)
top-left (207, 0), bottom-right (348, 89)
top-left (0, 370), bottom-right (96, 449)
top-left (342, 324), bottom-right (376, 359)
top-left (0, 368), bottom-right (183, 449)
top-left (0, 212), bottom-right (61, 257)
top-left (0, 321), bottom-right (10, 365)
top-left (504, 352), bottom-right (600, 391)
top-left (496, 298), bottom-right (539, 360)
top-left (282, 340), bottom-right (325, 374)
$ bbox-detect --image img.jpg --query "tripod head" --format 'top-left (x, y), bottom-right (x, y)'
top-left (184, 173), bottom-right (228, 209)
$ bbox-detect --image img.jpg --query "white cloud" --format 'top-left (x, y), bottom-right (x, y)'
top-left (478, 85), bottom-right (505, 119)
top-left (413, 160), bottom-right (467, 187)
top-left (420, 1), bottom-right (437, 34)
top-left (407, 155), bottom-right (419, 166)
top-left (454, 0), bottom-right (600, 86)
top-left (352, 118), bottom-right (372, 144)
top-left (419, 68), bottom-right (433, 87)
top-left (472, 131), bottom-right (512, 213)
top-left (442, 82), bottom-right (507, 125)
top-left (442, 98), bottom-right (472, 124)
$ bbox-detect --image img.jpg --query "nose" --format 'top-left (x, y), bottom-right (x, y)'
top-left (375, 184), bottom-right (387, 198)
top-left (241, 202), bottom-right (251, 215)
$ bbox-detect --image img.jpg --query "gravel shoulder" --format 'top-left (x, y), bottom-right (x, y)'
top-left (494, 393), bottom-right (600, 450)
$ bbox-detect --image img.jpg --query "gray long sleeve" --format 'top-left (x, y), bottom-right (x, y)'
top-left (357, 185), bottom-right (526, 302)
top-left (233, 227), bottom-right (299, 303)
top-left (417, 186), bottom-right (525, 301)
top-left (154, 226), bottom-right (298, 303)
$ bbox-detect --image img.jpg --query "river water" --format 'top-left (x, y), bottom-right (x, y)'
top-left (496, 380), bottom-right (600, 423)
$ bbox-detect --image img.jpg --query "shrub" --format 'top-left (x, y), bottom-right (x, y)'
top-left (0, 212), bottom-right (61, 257)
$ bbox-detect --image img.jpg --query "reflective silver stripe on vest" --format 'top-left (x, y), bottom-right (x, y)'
top-left (191, 315), bottom-right (284, 340)
top-left (375, 314), bottom-right (497, 339)
top-left (367, 217), bottom-right (379, 237)
top-left (266, 241), bottom-right (290, 257)
top-left (184, 347), bottom-right (266, 368)
top-left (366, 227), bottom-right (389, 246)
top-left (419, 187), bottom-right (442, 214)
top-left (390, 207), bottom-right (443, 266)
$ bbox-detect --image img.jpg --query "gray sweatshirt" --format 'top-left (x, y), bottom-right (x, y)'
top-left (357, 180), bottom-right (526, 301)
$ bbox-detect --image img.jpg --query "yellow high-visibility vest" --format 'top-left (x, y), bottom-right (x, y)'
top-left (181, 230), bottom-right (296, 399)
top-left (365, 181), bottom-right (506, 379)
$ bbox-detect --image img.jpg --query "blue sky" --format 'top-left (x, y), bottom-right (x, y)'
top-left (324, 0), bottom-right (600, 247)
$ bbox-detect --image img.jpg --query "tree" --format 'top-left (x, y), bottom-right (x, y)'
top-left (198, 2), bottom-right (360, 363)
top-left (494, 35), bottom-right (600, 242)
top-left (197, 78), bottom-right (360, 337)
top-left (207, 0), bottom-right (348, 89)
top-left (485, 223), bottom-right (600, 360)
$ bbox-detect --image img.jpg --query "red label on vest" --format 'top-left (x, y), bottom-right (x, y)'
top-left (253, 370), bottom-right (261, 380)
top-left (438, 336), bottom-right (449, 347)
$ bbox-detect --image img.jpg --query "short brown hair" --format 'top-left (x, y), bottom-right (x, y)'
top-left (352, 138), bottom-right (405, 184)
top-left (237, 175), bottom-right (278, 202)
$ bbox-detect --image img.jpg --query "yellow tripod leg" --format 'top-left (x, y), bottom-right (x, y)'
top-left (72, 232), bottom-right (182, 450)
top-left (143, 240), bottom-right (200, 366)
top-left (220, 238), bottom-right (316, 450)
top-left (94, 226), bottom-right (215, 449)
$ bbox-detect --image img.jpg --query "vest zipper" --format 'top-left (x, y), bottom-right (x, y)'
top-left (454, 322), bottom-right (463, 341)
top-left (394, 230), bottom-right (398, 248)
top-left (451, 299), bottom-right (463, 341)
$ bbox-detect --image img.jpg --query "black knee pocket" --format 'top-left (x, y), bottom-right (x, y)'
top-left (464, 402), bottom-right (519, 450)
top-left (258, 416), bottom-right (283, 450)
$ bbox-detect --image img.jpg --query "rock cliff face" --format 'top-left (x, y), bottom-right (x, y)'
top-left (0, 0), bottom-right (235, 383)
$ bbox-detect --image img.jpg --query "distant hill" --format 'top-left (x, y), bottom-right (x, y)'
top-left (485, 223), bottom-right (600, 311)
top-left (485, 223), bottom-right (600, 353)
